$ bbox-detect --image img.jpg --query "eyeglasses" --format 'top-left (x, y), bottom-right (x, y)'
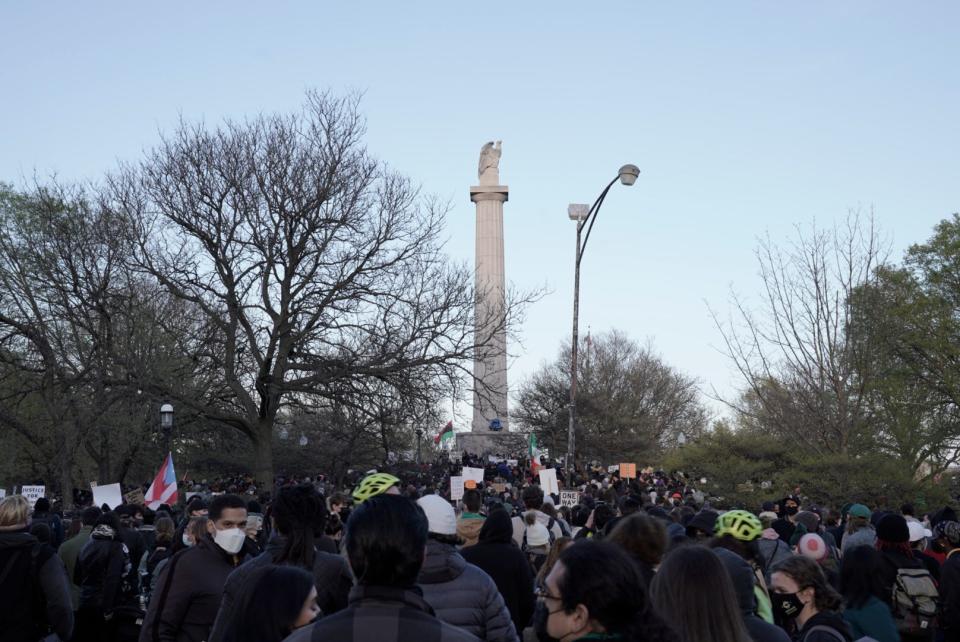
top-left (534, 588), bottom-right (562, 602)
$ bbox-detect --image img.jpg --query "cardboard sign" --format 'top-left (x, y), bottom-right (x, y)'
top-left (92, 483), bottom-right (123, 510)
top-left (21, 485), bottom-right (45, 510)
top-left (491, 483), bottom-right (507, 493)
top-left (450, 476), bottom-right (465, 501)
top-left (462, 467), bottom-right (485, 485)
top-left (560, 490), bottom-right (580, 507)
top-left (124, 488), bottom-right (145, 506)
top-left (539, 468), bottom-right (559, 495)
top-left (619, 463), bottom-right (637, 479)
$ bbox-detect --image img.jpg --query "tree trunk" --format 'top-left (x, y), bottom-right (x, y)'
top-left (59, 458), bottom-right (74, 510)
top-left (254, 424), bottom-right (275, 494)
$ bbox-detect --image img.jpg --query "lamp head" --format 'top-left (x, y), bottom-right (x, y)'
top-left (618, 164), bottom-right (640, 186)
top-left (568, 203), bottom-right (590, 221)
top-left (160, 403), bottom-right (174, 428)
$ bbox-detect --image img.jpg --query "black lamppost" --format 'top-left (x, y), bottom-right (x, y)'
top-left (415, 428), bottom-right (424, 464)
top-left (160, 403), bottom-right (174, 454)
top-left (567, 164), bottom-right (640, 481)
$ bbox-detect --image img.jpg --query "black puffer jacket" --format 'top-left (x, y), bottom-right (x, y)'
top-left (76, 524), bottom-right (136, 612)
top-left (0, 530), bottom-right (74, 642)
top-left (417, 538), bottom-right (518, 642)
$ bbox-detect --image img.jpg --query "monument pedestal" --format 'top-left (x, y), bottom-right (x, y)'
top-left (455, 431), bottom-right (528, 457)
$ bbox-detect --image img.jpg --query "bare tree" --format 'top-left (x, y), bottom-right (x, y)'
top-left (0, 183), bottom-right (138, 503)
top-left (711, 211), bottom-right (886, 455)
top-left (515, 329), bottom-right (708, 465)
top-left (106, 92), bottom-right (529, 488)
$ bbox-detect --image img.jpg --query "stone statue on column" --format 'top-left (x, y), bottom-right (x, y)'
top-left (478, 141), bottom-right (502, 185)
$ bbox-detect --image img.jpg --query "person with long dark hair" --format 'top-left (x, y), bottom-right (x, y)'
top-left (536, 540), bottom-right (677, 642)
top-left (607, 512), bottom-right (668, 586)
top-left (770, 555), bottom-right (852, 641)
top-left (651, 545), bottom-right (752, 642)
top-left (838, 546), bottom-right (898, 642)
top-left (209, 485), bottom-right (352, 642)
top-left (223, 566), bottom-right (318, 642)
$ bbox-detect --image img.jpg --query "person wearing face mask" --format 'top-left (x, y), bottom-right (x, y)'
top-left (139, 494), bottom-right (248, 642)
top-left (535, 540), bottom-right (678, 642)
top-left (769, 556), bottom-right (851, 641)
top-left (771, 498), bottom-right (800, 544)
top-left (148, 516), bottom-right (208, 600)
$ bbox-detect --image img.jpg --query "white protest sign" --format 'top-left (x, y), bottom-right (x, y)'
top-left (21, 485), bottom-right (45, 510)
top-left (92, 482), bottom-right (123, 510)
top-left (462, 467), bottom-right (485, 485)
top-left (488, 455), bottom-right (503, 463)
top-left (560, 490), bottom-right (580, 507)
top-left (450, 476), bottom-right (465, 501)
top-left (539, 468), bottom-right (560, 495)
top-left (607, 464), bottom-right (619, 473)
top-left (507, 459), bottom-right (518, 467)
top-left (0, 489), bottom-right (6, 499)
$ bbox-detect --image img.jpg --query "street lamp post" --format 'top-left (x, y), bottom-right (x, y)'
top-left (415, 428), bottom-right (423, 464)
top-left (566, 164), bottom-right (640, 482)
top-left (160, 403), bottom-right (174, 455)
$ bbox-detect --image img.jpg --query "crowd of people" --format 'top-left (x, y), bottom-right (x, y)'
top-left (2, 452), bottom-right (960, 642)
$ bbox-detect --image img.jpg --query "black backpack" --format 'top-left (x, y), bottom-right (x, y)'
top-left (0, 541), bottom-right (54, 642)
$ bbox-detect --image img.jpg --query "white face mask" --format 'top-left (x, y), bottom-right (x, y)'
top-left (182, 533), bottom-right (194, 547)
top-left (213, 527), bottom-right (246, 554)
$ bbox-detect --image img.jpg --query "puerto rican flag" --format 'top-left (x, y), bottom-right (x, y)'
top-left (144, 453), bottom-right (178, 509)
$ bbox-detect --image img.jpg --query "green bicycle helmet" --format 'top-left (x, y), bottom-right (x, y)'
top-left (715, 509), bottom-right (763, 542)
top-left (352, 472), bottom-right (401, 503)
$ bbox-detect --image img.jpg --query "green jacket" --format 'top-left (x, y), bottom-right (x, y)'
top-left (59, 526), bottom-right (93, 610)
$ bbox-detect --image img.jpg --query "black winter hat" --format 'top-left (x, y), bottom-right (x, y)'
top-left (687, 509), bottom-right (719, 534)
top-left (877, 513), bottom-right (910, 544)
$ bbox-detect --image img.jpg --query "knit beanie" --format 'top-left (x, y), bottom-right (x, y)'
top-left (417, 495), bottom-right (457, 536)
top-left (876, 513), bottom-right (910, 544)
top-left (797, 533), bottom-right (828, 561)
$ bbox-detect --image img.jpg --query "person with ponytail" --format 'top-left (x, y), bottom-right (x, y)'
top-left (534, 540), bottom-right (678, 642)
top-left (208, 485), bottom-right (353, 642)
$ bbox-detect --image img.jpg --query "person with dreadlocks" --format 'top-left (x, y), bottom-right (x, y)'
top-left (208, 485), bottom-right (353, 642)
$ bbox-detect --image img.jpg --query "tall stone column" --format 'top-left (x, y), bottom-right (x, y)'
top-left (471, 141), bottom-right (509, 434)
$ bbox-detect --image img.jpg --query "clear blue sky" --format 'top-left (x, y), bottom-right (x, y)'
top-left (2, 2), bottom-right (957, 422)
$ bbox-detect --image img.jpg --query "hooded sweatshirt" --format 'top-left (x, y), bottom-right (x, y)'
top-left (712, 548), bottom-right (790, 642)
top-left (461, 511), bottom-right (535, 636)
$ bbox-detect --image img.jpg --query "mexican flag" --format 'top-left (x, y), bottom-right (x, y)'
top-left (434, 420), bottom-right (454, 445)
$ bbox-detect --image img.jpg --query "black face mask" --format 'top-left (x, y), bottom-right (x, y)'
top-left (784, 505), bottom-right (799, 517)
top-left (533, 601), bottom-right (562, 642)
top-left (771, 591), bottom-right (805, 623)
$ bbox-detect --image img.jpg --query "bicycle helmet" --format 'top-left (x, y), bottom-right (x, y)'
top-left (352, 472), bottom-right (401, 503)
top-left (715, 509), bottom-right (763, 542)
